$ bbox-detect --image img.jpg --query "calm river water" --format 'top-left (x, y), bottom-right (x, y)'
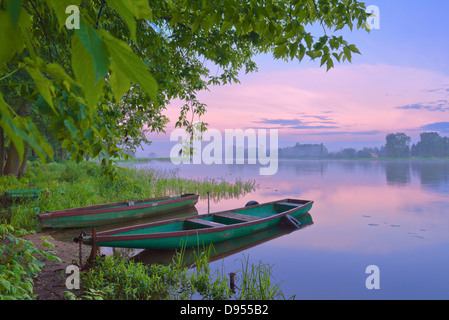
top-left (122, 159), bottom-right (449, 299)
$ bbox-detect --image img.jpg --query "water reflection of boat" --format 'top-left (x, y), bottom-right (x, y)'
top-left (131, 213), bottom-right (314, 266)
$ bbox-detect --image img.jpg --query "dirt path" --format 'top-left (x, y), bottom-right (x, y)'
top-left (23, 232), bottom-right (91, 300)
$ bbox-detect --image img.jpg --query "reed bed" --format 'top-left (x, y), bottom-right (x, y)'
top-left (66, 248), bottom-right (291, 300)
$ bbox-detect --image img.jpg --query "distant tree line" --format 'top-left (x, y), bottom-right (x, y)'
top-left (384, 132), bottom-right (449, 158)
top-left (278, 143), bottom-right (328, 159)
top-left (278, 132), bottom-right (449, 159)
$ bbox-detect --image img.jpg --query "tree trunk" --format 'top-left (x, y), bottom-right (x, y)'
top-left (2, 96), bottom-right (31, 177)
top-left (0, 127), bottom-right (4, 175)
top-left (18, 143), bottom-right (29, 178)
top-left (3, 142), bottom-right (20, 176)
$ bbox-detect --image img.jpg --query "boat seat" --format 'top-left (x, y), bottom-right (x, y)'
top-left (276, 202), bottom-right (300, 207)
top-left (187, 218), bottom-right (226, 228)
top-left (214, 212), bottom-right (260, 222)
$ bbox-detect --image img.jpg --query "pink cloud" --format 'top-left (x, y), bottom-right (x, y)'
top-left (157, 63), bottom-right (449, 147)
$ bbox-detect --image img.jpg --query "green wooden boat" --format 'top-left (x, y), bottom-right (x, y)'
top-left (82, 198), bottom-right (313, 250)
top-left (38, 194), bottom-right (199, 229)
top-left (132, 212), bottom-right (314, 266)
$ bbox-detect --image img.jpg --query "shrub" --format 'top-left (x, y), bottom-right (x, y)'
top-left (0, 224), bottom-right (61, 300)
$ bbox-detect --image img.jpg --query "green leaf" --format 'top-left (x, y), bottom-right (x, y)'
top-left (109, 60), bottom-right (131, 102)
top-left (320, 54), bottom-right (328, 67)
top-left (304, 33), bottom-right (313, 49)
top-left (221, 20), bottom-right (233, 33)
top-left (92, 143), bottom-right (102, 157)
top-left (129, 0), bottom-right (152, 20)
top-left (326, 58), bottom-right (334, 71)
top-left (6, 0), bottom-right (24, 27)
top-left (349, 44), bottom-right (361, 54)
top-left (79, 118), bottom-right (89, 132)
top-left (0, 11), bottom-right (24, 66)
top-left (105, 0), bottom-right (151, 42)
top-left (1, 113), bottom-right (53, 163)
top-left (75, 21), bottom-right (110, 83)
top-left (101, 32), bottom-right (158, 103)
top-left (71, 33), bottom-right (106, 111)
top-left (35, 94), bottom-right (53, 115)
top-left (335, 22), bottom-right (345, 31)
top-left (107, 0), bottom-right (135, 40)
top-left (61, 138), bottom-right (71, 149)
top-left (43, 63), bottom-right (78, 86)
top-left (332, 52), bottom-right (342, 62)
top-left (0, 96), bottom-right (24, 160)
top-left (25, 66), bottom-right (56, 114)
top-left (64, 117), bottom-right (78, 138)
top-left (273, 44), bottom-right (288, 59)
top-left (343, 46), bottom-right (352, 62)
top-left (297, 44), bottom-right (306, 61)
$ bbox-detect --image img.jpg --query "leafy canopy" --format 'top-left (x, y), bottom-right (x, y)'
top-left (0, 0), bottom-right (369, 175)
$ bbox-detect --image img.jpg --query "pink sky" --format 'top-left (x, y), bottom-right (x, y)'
top-left (138, 1), bottom-right (449, 157)
top-left (153, 62), bottom-right (449, 153)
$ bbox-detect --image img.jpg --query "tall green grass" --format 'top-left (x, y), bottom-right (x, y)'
top-left (66, 249), bottom-right (291, 300)
top-left (236, 255), bottom-right (291, 300)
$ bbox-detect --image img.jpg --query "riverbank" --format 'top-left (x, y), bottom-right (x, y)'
top-left (0, 160), bottom-right (257, 300)
top-left (22, 231), bottom-right (90, 300)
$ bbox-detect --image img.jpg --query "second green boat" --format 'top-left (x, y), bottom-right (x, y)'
top-left (38, 194), bottom-right (199, 228)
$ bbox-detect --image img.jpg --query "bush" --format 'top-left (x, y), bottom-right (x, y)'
top-left (0, 224), bottom-right (61, 300)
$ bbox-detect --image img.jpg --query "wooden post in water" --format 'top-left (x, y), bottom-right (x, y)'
top-left (207, 191), bottom-right (210, 214)
top-left (229, 272), bottom-right (236, 293)
top-left (87, 228), bottom-right (98, 264)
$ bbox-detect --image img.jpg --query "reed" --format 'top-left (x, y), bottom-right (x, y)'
top-left (67, 249), bottom-right (291, 300)
top-left (235, 255), bottom-right (291, 300)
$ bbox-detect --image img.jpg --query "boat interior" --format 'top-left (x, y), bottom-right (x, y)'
top-left (110, 200), bottom-right (308, 235)
top-left (184, 201), bottom-right (304, 230)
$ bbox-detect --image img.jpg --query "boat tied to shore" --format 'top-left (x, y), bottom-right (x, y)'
top-left (81, 198), bottom-right (314, 250)
top-left (38, 194), bottom-right (199, 228)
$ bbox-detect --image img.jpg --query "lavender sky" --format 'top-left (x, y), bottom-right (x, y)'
top-left (140, 0), bottom-right (449, 157)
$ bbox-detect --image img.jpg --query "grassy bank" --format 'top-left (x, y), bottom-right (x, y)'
top-left (1, 161), bottom-right (292, 301)
top-left (0, 160), bottom-right (256, 231)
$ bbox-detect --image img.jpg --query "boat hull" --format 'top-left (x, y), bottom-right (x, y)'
top-left (133, 213), bottom-right (314, 266)
top-left (86, 199), bottom-right (313, 249)
top-left (38, 194), bottom-right (199, 228)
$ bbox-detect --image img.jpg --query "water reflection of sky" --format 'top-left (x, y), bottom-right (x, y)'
top-left (132, 159), bottom-right (449, 299)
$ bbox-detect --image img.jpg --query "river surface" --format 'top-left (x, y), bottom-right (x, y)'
top-left (117, 159), bottom-right (449, 299)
